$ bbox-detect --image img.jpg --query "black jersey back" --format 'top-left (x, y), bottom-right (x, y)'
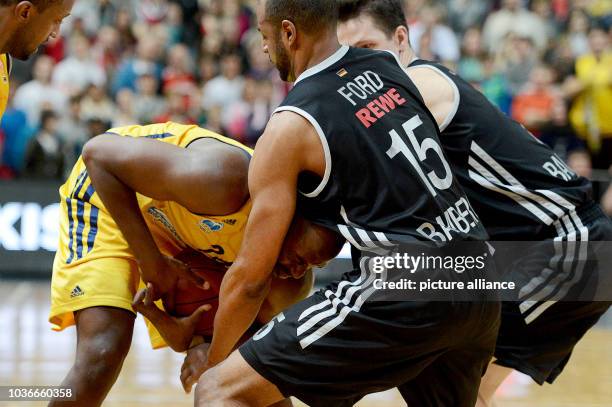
top-left (279, 46), bottom-right (487, 250)
top-left (408, 59), bottom-right (593, 240)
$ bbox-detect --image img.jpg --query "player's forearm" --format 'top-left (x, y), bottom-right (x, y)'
top-left (208, 269), bottom-right (272, 366)
top-left (83, 143), bottom-right (163, 279)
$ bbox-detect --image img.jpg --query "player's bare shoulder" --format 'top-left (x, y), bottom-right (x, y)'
top-left (256, 110), bottom-right (326, 178)
top-left (405, 65), bottom-right (458, 131)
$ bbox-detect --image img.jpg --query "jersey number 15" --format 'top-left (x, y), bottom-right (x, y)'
top-left (386, 115), bottom-right (452, 196)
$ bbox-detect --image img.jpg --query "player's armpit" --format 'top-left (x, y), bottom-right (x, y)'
top-left (405, 66), bottom-right (458, 131)
top-left (82, 133), bottom-right (249, 215)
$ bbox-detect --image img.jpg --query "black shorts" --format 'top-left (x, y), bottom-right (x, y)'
top-left (493, 202), bottom-right (612, 384)
top-left (240, 258), bottom-right (500, 407)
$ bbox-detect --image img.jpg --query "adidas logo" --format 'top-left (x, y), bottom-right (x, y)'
top-left (70, 285), bottom-right (85, 298)
top-left (223, 219), bottom-right (237, 226)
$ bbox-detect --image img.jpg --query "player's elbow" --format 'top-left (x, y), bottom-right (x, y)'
top-left (243, 279), bottom-right (271, 300)
top-left (82, 134), bottom-right (113, 168)
top-left (228, 264), bottom-right (271, 300)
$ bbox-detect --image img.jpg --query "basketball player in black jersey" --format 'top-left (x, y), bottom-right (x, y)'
top-left (337, 1), bottom-right (612, 406)
top-left (194, 1), bottom-right (500, 406)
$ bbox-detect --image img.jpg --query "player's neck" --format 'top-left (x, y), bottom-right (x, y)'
top-left (400, 48), bottom-right (416, 68)
top-left (292, 33), bottom-right (341, 82)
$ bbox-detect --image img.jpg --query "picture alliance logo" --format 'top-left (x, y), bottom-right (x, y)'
top-left (0, 202), bottom-right (59, 251)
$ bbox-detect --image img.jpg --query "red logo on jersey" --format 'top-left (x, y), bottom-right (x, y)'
top-left (355, 88), bottom-right (407, 128)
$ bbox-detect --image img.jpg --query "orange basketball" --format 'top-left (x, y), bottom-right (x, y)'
top-left (169, 250), bottom-right (228, 336)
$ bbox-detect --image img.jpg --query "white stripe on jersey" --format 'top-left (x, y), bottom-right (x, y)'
top-left (274, 106), bottom-right (332, 199)
top-left (468, 162), bottom-right (555, 225)
top-left (338, 224), bottom-right (388, 255)
top-left (468, 141), bottom-right (590, 324)
top-left (298, 267), bottom-right (368, 322)
top-left (519, 212), bottom-right (589, 324)
top-left (298, 257), bottom-right (382, 349)
top-left (340, 206), bottom-right (395, 253)
top-left (469, 141), bottom-right (576, 224)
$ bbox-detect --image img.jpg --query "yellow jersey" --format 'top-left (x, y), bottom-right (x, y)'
top-left (59, 121), bottom-right (253, 265)
top-left (50, 122), bottom-right (252, 339)
top-left (0, 54), bottom-right (10, 121)
top-left (569, 51), bottom-right (612, 147)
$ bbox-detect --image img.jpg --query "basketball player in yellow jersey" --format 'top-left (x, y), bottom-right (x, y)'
top-left (49, 122), bottom-right (344, 406)
top-left (0, 0), bottom-right (74, 119)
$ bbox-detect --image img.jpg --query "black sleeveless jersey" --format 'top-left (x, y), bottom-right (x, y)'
top-left (409, 59), bottom-right (594, 240)
top-left (278, 46), bottom-right (487, 252)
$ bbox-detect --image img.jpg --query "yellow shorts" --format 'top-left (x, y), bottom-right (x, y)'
top-left (49, 167), bottom-right (169, 349)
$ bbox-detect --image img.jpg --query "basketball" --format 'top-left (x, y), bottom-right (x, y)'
top-left (169, 250), bottom-right (228, 336)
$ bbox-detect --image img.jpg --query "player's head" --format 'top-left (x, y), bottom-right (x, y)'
top-left (256, 0), bottom-right (338, 81)
top-left (0, 0), bottom-right (74, 60)
top-left (337, 0), bottom-right (410, 59)
top-left (274, 217), bottom-right (345, 280)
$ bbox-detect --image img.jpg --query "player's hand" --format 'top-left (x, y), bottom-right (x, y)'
top-left (181, 342), bottom-right (212, 393)
top-left (145, 256), bottom-right (209, 307)
top-left (132, 283), bottom-right (212, 352)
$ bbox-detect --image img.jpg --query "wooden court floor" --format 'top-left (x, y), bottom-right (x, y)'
top-left (1, 281), bottom-right (610, 407)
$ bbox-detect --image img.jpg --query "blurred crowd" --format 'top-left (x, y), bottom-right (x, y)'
top-left (0, 0), bottom-right (611, 205)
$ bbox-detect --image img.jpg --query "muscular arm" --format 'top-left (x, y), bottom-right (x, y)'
top-left (82, 134), bottom-right (249, 284)
top-left (406, 66), bottom-right (458, 131)
top-left (206, 112), bottom-right (325, 366)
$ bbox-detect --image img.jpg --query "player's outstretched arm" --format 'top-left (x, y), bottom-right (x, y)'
top-left (204, 112), bottom-right (325, 369)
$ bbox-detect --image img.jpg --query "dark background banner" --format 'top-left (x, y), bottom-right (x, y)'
top-left (0, 180), bottom-right (61, 277)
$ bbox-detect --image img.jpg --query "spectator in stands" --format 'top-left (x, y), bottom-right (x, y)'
top-left (162, 44), bottom-right (198, 103)
top-left (511, 64), bottom-right (560, 134)
top-left (201, 52), bottom-right (244, 114)
top-left (0, 84), bottom-right (29, 175)
top-left (114, 7), bottom-right (138, 55)
top-left (113, 89), bottom-right (138, 128)
top-left (155, 90), bottom-right (196, 124)
top-left (80, 84), bottom-right (115, 125)
top-left (457, 27), bottom-right (487, 85)
top-left (166, 2), bottom-right (185, 48)
top-left (567, 9), bottom-right (592, 57)
top-left (223, 77), bottom-right (275, 147)
top-left (409, 4), bottom-right (460, 65)
top-left (539, 99), bottom-right (591, 178)
top-left (482, 0), bottom-right (549, 52)
top-left (91, 26), bottom-right (122, 78)
top-left (23, 110), bottom-right (64, 180)
top-left (496, 33), bottom-right (539, 95)
top-left (567, 26), bottom-right (612, 169)
top-left (112, 35), bottom-right (163, 94)
top-left (134, 73), bottom-right (166, 124)
top-left (446, 0), bottom-right (490, 34)
top-left (13, 56), bottom-right (67, 128)
top-left (0, 129), bottom-right (12, 179)
top-left (52, 35), bottom-right (107, 96)
top-left (57, 95), bottom-right (88, 178)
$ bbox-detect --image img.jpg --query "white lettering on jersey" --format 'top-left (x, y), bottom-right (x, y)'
top-left (543, 155), bottom-right (575, 182)
top-left (337, 70), bottom-right (384, 106)
top-left (417, 197), bottom-right (481, 242)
